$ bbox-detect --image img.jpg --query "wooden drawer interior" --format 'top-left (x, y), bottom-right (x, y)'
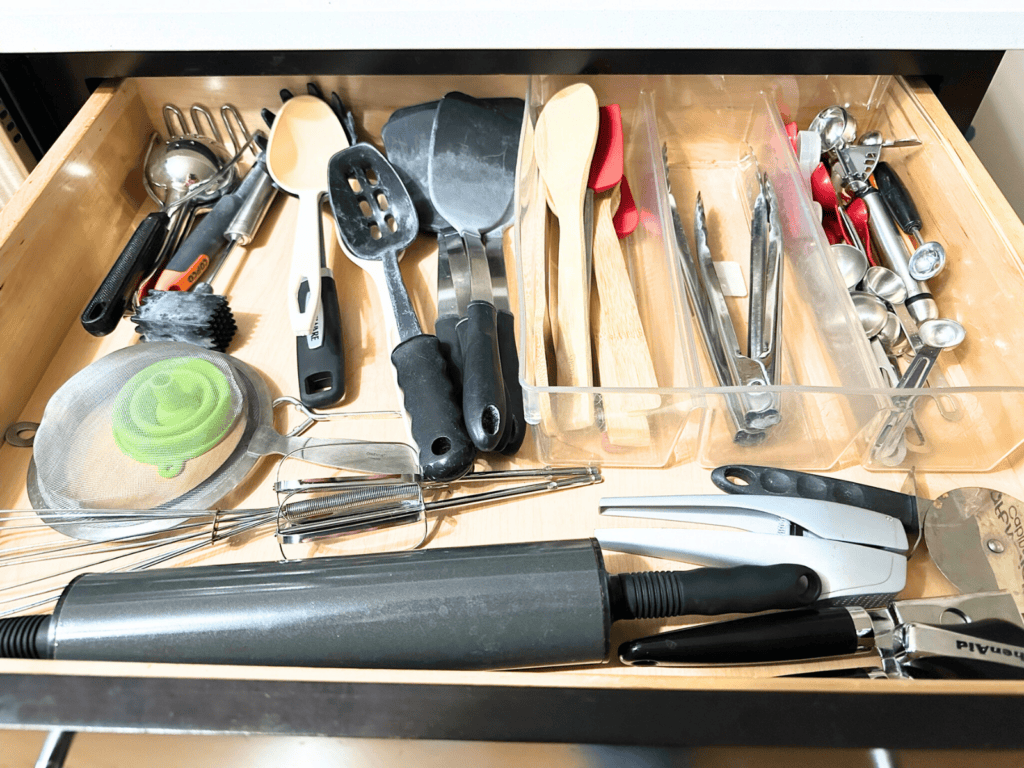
top-left (2, 74), bottom-right (1024, 704)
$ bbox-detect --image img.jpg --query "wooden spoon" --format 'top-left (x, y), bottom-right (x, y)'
top-left (589, 107), bottom-right (660, 447)
top-left (534, 83), bottom-right (600, 431)
top-left (266, 95), bottom-right (350, 337)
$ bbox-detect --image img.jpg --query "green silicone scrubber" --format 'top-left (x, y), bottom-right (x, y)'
top-left (112, 357), bottom-right (239, 478)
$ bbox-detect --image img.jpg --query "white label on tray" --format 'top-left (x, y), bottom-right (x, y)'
top-left (714, 261), bottom-right (747, 297)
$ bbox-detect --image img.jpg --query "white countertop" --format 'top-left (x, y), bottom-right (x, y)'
top-left (5, 1), bottom-right (1024, 53)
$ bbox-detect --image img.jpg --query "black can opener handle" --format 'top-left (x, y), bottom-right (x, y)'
top-left (711, 464), bottom-right (920, 539)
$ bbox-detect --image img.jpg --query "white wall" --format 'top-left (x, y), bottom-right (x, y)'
top-left (970, 50), bottom-right (1024, 219)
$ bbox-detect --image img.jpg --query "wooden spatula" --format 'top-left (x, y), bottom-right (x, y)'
top-left (588, 105), bottom-right (660, 448)
top-left (534, 83), bottom-right (599, 431)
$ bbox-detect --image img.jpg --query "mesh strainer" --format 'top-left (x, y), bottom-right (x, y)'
top-left (28, 342), bottom-right (418, 541)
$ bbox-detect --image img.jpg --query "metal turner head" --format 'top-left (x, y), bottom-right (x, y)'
top-left (327, 144), bottom-right (419, 261)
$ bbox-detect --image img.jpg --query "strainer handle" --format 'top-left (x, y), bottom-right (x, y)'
top-left (391, 334), bottom-right (476, 482)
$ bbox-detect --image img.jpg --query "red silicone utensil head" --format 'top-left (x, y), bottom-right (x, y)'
top-left (613, 175), bottom-right (639, 238)
top-left (588, 104), bottom-right (624, 194)
top-left (785, 121), bottom-right (799, 154)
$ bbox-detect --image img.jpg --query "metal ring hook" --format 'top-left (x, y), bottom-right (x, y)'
top-left (190, 104), bottom-right (224, 145)
top-left (162, 104), bottom-right (190, 138)
top-left (273, 396), bottom-right (327, 437)
top-left (221, 104), bottom-right (254, 158)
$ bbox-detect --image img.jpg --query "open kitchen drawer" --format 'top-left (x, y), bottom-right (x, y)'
top-left (2, 74), bottom-right (1024, 747)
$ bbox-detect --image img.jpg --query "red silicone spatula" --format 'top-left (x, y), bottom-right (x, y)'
top-left (613, 175), bottom-right (639, 238)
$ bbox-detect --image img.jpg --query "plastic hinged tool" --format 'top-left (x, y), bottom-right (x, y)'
top-left (597, 494), bottom-right (909, 608)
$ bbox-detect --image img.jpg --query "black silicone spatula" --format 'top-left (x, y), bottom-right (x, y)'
top-left (382, 97), bottom-right (527, 456)
top-left (428, 92), bottom-right (520, 452)
top-left (327, 143), bottom-right (475, 482)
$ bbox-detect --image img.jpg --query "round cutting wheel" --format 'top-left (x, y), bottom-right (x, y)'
top-left (28, 343), bottom-right (270, 540)
top-left (924, 487), bottom-right (1024, 614)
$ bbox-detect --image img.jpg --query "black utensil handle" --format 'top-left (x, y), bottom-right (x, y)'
top-left (456, 300), bottom-right (507, 453)
top-left (391, 333), bottom-right (477, 482)
top-left (608, 563), bottom-right (821, 623)
top-left (156, 192), bottom-right (244, 291)
top-left (711, 464), bottom-right (920, 538)
top-left (495, 308), bottom-right (527, 456)
top-left (874, 161), bottom-right (922, 235)
top-left (81, 210), bottom-right (170, 336)
top-left (296, 272), bottom-right (346, 409)
top-left (435, 314), bottom-right (463, 393)
top-left (618, 604), bottom-right (859, 666)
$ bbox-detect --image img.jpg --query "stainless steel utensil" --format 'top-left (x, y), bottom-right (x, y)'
top-left (857, 130), bottom-right (922, 149)
top-left (665, 157), bottom-right (765, 446)
top-left (863, 265), bottom-right (964, 422)
top-left (873, 161), bottom-right (947, 281)
top-left (827, 131), bottom-right (938, 323)
top-left (809, 105), bottom-right (857, 152)
top-left (832, 243), bottom-right (869, 290)
top-left (695, 191), bottom-right (780, 431)
top-left (327, 143), bottom-right (476, 482)
top-left (871, 318), bottom-right (965, 464)
top-left (852, 292), bottom-right (888, 338)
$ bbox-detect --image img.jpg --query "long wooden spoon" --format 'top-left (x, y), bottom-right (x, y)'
top-left (534, 83), bottom-right (599, 431)
top-left (589, 105), bottom-right (660, 448)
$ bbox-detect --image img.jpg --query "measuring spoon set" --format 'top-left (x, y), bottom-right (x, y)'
top-left (802, 105), bottom-right (963, 465)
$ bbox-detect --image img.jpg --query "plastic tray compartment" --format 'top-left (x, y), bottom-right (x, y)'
top-left (514, 75), bottom-right (885, 470)
top-left (514, 75), bottom-right (702, 468)
top-left (774, 75), bottom-right (1024, 472)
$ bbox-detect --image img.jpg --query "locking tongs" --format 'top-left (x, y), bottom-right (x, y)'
top-left (596, 493), bottom-right (909, 607)
top-left (668, 163), bottom-right (784, 444)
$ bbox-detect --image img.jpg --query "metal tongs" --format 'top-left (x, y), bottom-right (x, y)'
top-left (668, 162), bottom-right (784, 444)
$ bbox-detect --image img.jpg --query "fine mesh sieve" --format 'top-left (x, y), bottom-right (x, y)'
top-left (28, 342), bottom-right (418, 541)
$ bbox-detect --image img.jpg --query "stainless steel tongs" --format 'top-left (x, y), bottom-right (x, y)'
top-left (668, 162), bottom-right (784, 443)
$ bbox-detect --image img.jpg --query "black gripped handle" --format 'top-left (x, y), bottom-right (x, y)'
top-left (608, 563), bottom-right (820, 623)
top-left (81, 210), bottom-right (170, 336)
top-left (711, 464), bottom-right (920, 539)
top-left (618, 604), bottom-right (858, 666)
top-left (874, 161), bottom-right (921, 235)
top-left (391, 333), bottom-right (477, 482)
top-left (495, 308), bottom-right (527, 456)
top-left (456, 300), bottom-right (507, 452)
top-left (296, 273), bottom-right (346, 409)
top-left (155, 192), bottom-right (244, 291)
top-left (435, 313), bottom-right (464, 393)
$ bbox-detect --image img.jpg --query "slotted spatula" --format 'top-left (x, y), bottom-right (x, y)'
top-left (327, 144), bottom-right (476, 482)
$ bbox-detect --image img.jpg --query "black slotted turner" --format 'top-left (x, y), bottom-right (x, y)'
top-left (327, 143), bottom-right (476, 482)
